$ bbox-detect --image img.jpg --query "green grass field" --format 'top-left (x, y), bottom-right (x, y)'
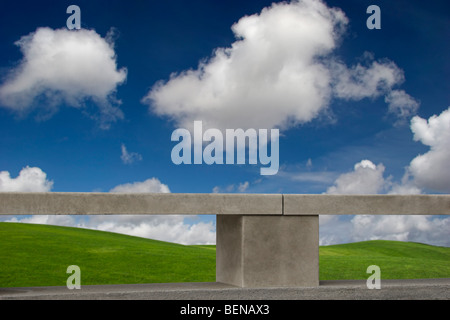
top-left (0, 222), bottom-right (216, 287)
top-left (319, 240), bottom-right (450, 280)
top-left (1, 222), bottom-right (449, 287)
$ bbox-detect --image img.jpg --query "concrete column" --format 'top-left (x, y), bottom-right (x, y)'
top-left (216, 215), bottom-right (319, 288)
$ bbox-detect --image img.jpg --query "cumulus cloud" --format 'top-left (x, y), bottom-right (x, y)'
top-left (3, 213), bottom-right (216, 245)
top-left (6, 215), bottom-right (77, 227)
top-left (408, 107), bottom-right (450, 193)
top-left (319, 215), bottom-right (352, 245)
top-left (120, 144), bottom-right (143, 165)
top-left (350, 215), bottom-right (450, 246)
top-left (319, 214), bottom-right (450, 247)
top-left (326, 107), bottom-right (450, 195)
top-left (324, 158), bottom-right (425, 196)
top-left (331, 58), bottom-right (404, 100)
top-left (0, 27), bottom-right (127, 129)
top-left (388, 172), bottom-right (422, 195)
top-left (326, 160), bottom-right (388, 194)
top-left (320, 155), bottom-right (448, 246)
top-left (109, 178), bottom-right (170, 193)
top-left (82, 215), bottom-right (216, 245)
top-left (143, 0), bottom-right (409, 131)
top-left (0, 166), bottom-right (53, 192)
top-left (385, 90), bottom-right (420, 124)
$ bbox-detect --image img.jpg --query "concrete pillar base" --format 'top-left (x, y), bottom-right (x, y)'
top-left (216, 215), bottom-right (319, 288)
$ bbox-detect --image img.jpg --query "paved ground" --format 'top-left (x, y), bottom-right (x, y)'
top-left (1, 278), bottom-right (449, 300)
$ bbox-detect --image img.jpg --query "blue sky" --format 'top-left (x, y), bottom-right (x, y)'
top-left (0, 0), bottom-right (449, 245)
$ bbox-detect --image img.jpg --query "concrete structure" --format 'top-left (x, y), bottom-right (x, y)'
top-left (0, 192), bottom-right (282, 215)
top-left (0, 193), bottom-right (449, 288)
top-left (284, 194), bottom-right (450, 215)
top-left (216, 215), bottom-right (318, 287)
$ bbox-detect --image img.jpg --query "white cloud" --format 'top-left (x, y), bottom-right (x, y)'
top-left (120, 144), bottom-right (143, 165)
top-left (331, 58), bottom-right (404, 100)
top-left (324, 107), bottom-right (450, 195)
top-left (143, 0), bottom-right (409, 131)
top-left (6, 214), bottom-right (76, 227)
top-left (238, 181), bottom-right (249, 192)
top-left (408, 107), bottom-right (450, 193)
top-left (109, 178), bottom-right (170, 193)
top-left (0, 166), bottom-right (53, 192)
top-left (319, 215), bottom-right (352, 246)
top-left (212, 181), bottom-right (250, 193)
top-left (2, 212), bottom-right (216, 245)
top-left (81, 215), bottom-right (216, 245)
top-left (319, 212), bottom-right (450, 247)
top-left (326, 160), bottom-right (388, 194)
top-left (0, 27), bottom-right (127, 129)
top-left (350, 215), bottom-right (450, 247)
top-left (324, 157), bottom-right (425, 196)
top-left (388, 172), bottom-right (422, 195)
top-left (385, 89), bottom-right (420, 124)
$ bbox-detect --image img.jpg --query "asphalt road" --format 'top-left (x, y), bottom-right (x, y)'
top-left (1, 278), bottom-right (449, 300)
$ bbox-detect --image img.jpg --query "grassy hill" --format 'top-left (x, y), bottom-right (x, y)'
top-left (319, 240), bottom-right (450, 280)
top-left (1, 222), bottom-right (449, 287)
top-left (0, 222), bottom-right (215, 287)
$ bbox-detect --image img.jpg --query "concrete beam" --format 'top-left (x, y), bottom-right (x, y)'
top-left (1, 193), bottom-right (449, 216)
top-left (284, 194), bottom-right (450, 215)
top-left (0, 192), bottom-right (282, 216)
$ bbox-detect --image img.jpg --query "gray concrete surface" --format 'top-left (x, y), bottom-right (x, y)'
top-left (0, 192), bottom-right (283, 215)
top-left (1, 279), bottom-right (449, 300)
top-left (2, 193), bottom-right (449, 216)
top-left (284, 194), bottom-right (450, 215)
top-left (217, 215), bottom-right (319, 287)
